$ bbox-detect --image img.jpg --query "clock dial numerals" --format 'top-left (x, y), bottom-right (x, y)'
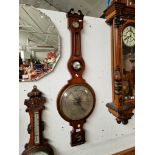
top-left (60, 85), bottom-right (94, 120)
top-left (122, 26), bottom-right (135, 47)
top-left (34, 112), bottom-right (40, 144)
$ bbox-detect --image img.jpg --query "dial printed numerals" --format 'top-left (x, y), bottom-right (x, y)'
top-left (122, 26), bottom-right (135, 47)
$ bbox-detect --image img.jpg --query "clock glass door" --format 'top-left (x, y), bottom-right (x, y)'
top-left (122, 25), bottom-right (135, 101)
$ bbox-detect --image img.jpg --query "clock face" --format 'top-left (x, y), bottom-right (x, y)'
top-left (60, 85), bottom-right (95, 121)
top-left (72, 21), bottom-right (80, 28)
top-left (122, 26), bottom-right (135, 47)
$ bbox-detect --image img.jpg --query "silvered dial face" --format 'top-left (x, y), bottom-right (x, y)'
top-left (60, 85), bottom-right (94, 120)
top-left (72, 21), bottom-right (80, 28)
top-left (122, 26), bottom-right (135, 47)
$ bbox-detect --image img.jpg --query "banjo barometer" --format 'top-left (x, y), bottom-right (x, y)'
top-left (57, 9), bottom-right (96, 146)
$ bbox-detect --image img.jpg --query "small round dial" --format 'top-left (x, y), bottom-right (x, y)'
top-left (72, 21), bottom-right (80, 28)
top-left (122, 26), bottom-right (135, 47)
top-left (60, 85), bottom-right (95, 120)
top-left (72, 61), bottom-right (81, 70)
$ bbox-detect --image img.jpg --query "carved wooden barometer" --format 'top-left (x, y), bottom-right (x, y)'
top-left (103, 0), bottom-right (135, 124)
top-left (57, 9), bottom-right (95, 146)
top-left (22, 86), bottom-right (54, 155)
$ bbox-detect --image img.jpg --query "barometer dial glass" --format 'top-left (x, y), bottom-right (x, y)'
top-left (60, 85), bottom-right (94, 120)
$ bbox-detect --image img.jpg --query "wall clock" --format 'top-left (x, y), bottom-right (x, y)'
top-left (103, 0), bottom-right (135, 124)
top-left (22, 86), bottom-right (54, 155)
top-left (57, 9), bottom-right (95, 146)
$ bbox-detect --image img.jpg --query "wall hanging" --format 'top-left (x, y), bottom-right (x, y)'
top-left (57, 9), bottom-right (96, 146)
top-left (22, 85), bottom-right (54, 155)
top-left (103, 0), bottom-right (135, 124)
top-left (19, 4), bottom-right (60, 82)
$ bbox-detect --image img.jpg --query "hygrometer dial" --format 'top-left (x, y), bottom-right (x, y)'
top-left (72, 61), bottom-right (82, 70)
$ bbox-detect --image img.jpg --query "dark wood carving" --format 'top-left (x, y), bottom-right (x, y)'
top-left (102, 0), bottom-right (135, 124)
top-left (22, 85), bottom-right (54, 155)
top-left (57, 9), bottom-right (95, 146)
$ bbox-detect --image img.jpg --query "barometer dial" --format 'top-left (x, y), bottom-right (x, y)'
top-left (60, 85), bottom-right (94, 120)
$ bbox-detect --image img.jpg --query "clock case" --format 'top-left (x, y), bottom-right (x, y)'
top-left (103, 0), bottom-right (135, 125)
top-left (22, 86), bottom-right (54, 155)
top-left (57, 9), bottom-right (95, 146)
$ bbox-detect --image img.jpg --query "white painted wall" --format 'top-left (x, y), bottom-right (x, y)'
top-left (19, 9), bottom-right (135, 155)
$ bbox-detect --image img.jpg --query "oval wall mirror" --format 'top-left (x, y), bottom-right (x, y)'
top-left (19, 4), bottom-right (60, 81)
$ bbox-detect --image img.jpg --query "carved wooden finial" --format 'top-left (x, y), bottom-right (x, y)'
top-left (24, 85), bottom-right (46, 112)
top-left (27, 85), bottom-right (42, 98)
top-left (67, 8), bottom-right (84, 18)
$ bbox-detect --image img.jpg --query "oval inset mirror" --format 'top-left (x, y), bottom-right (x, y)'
top-left (19, 4), bottom-right (60, 81)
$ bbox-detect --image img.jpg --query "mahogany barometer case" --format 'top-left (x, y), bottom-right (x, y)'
top-left (103, 0), bottom-right (135, 124)
top-left (57, 9), bottom-right (95, 146)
